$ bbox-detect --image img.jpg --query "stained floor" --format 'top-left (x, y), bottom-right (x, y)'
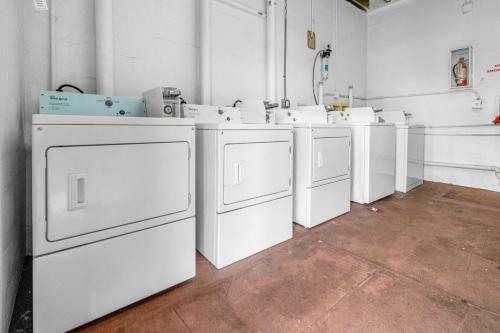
top-left (9, 182), bottom-right (500, 332)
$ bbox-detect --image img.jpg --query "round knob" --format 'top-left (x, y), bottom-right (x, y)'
top-left (164, 105), bottom-right (173, 115)
top-left (105, 99), bottom-right (113, 107)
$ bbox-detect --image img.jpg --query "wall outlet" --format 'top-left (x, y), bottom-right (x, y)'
top-left (33, 0), bottom-right (48, 11)
top-left (472, 98), bottom-right (482, 109)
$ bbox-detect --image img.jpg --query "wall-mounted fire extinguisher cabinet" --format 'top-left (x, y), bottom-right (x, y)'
top-left (450, 46), bottom-right (473, 89)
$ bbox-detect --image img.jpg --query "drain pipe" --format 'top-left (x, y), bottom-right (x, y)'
top-left (281, 0), bottom-right (290, 108)
top-left (266, 1), bottom-right (277, 103)
top-left (200, 0), bottom-right (212, 105)
top-left (348, 85), bottom-right (354, 107)
top-left (95, 0), bottom-right (114, 95)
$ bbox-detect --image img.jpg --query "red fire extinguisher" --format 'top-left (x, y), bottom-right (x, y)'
top-left (493, 114), bottom-right (500, 125)
top-left (453, 57), bottom-right (468, 87)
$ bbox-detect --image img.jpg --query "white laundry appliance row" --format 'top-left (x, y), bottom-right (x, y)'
top-left (183, 103), bottom-right (353, 269)
top-left (33, 104), bottom-right (412, 333)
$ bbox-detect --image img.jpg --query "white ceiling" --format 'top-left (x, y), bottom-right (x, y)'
top-left (369, 0), bottom-right (402, 11)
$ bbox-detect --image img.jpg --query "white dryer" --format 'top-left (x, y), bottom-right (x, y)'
top-left (335, 107), bottom-right (397, 204)
top-left (185, 104), bottom-right (293, 269)
top-left (32, 115), bottom-right (196, 333)
top-left (379, 111), bottom-right (425, 192)
top-left (276, 106), bottom-right (351, 228)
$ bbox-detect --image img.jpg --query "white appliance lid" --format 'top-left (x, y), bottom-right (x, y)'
top-left (292, 123), bottom-right (350, 129)
top-left (195, 123), bottom-right (293, 130)
top-left (33, 114), bottom-right (194, 126)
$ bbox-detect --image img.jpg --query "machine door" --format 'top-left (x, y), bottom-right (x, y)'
top-left (46, 142), bottom-right (190, 241)
top-left (223, 141), bottom-right (291, 205)
top-left (407, 127), bottom-right (425, 188)
top-left (312, 136), bottom-right (350, 183)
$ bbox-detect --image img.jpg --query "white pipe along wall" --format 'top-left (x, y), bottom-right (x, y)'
top-left (266, 0), bottom-right (277, 102)
top-left (95, 0), bottom-right (114, 95)
top-left (200, 0), bottom-right (212, 105)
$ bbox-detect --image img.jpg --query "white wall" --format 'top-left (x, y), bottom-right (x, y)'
top-left (211, 0), bottom-right (267, 106)
top-left (25, 0), bottom-right (368, 103)
top-left (0, 0), bottom-right (26, 331)
top-left (276, 0), bottom-right (367, 107)
top-left (367, 0), bottom-right (500, 191)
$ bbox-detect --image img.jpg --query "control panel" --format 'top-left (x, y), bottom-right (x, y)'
top-left (39, 91), bottom-right (146, 117)
top-left (183, 104), bottom-right (242, 123)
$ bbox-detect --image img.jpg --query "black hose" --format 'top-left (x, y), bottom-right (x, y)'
top-left (55, 84), bottom-right (85, 94)
top-left (312, 50), bottom-right (321, 105)
top-left (232, 100), bottom-right (242, 107)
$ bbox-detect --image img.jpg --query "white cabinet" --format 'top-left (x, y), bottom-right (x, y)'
top-left (350, 124), bottom-right (397, 204)
top-left (196, 123), bottom-right (293, 269)
top-left (293, 125), bottom-right (351, 228)
top-left (32, 115), bottom-right (196, 333)
top-left (395, 125), bottom-right (425, 192)
top-left (367, 125), bottom-right (397, 203)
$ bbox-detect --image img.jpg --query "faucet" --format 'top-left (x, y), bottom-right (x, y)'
top-left (403, 110), bottom-right (413, 125)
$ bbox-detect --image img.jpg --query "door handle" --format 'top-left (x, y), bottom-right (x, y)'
top-left (318, 152), bottom-right (324, 168)
top-left (68, 173), bottom-right (87, 211)
top-left (233, 163), bottom-right (242, 185)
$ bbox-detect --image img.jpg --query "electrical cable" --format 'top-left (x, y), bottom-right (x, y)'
top-left (56, 84), bottom-right (85, 94)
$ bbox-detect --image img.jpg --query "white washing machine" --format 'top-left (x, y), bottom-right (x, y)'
top-left (185, 104), bottom-right (293, 269)
top-left (276, 106), bottom-right (351, 228)
top-left (379, 111), bottom-right (425, 192)
top-left (32, 115), bottom-right (196, 333)
top-left (335, 107), bottom-right (397, 204)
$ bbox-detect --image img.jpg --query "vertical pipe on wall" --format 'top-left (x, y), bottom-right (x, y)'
top-left (50, 0), bottom-right (57, 89)
top-left (266, 1), bottom-right (277, 102)
top-left (200, 0), bottom-right (212, 105)
top-left (95, 0), bottom-right (114, 95)
top-left (348, 85), bottom-right (354, 107)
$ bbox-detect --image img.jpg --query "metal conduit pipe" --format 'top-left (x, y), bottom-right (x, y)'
top-left (281, 0), bottom-right (290, 108)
